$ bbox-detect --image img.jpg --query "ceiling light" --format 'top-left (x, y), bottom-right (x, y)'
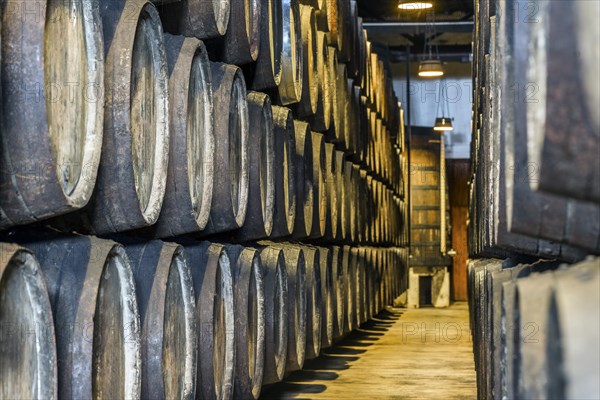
top-left (418, 59), bottom-right (444, 77)
top-left (433, 117), bottom-right (453, 132)
top-left (398, 2), bottom-right (433, 10)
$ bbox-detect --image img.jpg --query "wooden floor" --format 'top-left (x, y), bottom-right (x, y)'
top-left (263, 303), bottom-right (476, 399)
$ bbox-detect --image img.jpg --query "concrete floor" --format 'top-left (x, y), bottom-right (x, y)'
top-left (263, 303), bottom-right (476, 399)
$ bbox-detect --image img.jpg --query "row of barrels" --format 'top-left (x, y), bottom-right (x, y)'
top-left (467, 257), bottom-right (599, 400)
top-left (0, 0), bottom-right (406, 244)
top-left (468, 0), bottom-right (600, 261)
top-left (0, 233), bottom-right (407, 399)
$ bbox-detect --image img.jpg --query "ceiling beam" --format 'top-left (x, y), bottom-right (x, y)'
top-left (363, 21), bottom-right (473, 34)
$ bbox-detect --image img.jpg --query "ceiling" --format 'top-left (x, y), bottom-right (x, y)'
top-left (357, 0), bottom-right (474, 61)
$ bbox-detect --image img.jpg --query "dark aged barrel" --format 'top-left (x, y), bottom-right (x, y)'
top-left (323, 143), bottom-right (338, 240)
top-left (331, 246), bottom-right (345, 339)
top-left (281, 244), bottom-right (307, 373)
top-left (302, 246), bottom-right (322, 360)
top-left (291, 121), bottom-right (315, 239)
top-left (203, 63), bottom-right (250, 235)
top-left (332, 63), bottom-right (349, 148)
top-left (325, 46), bottom-right (339, 143)
top-left (270, 106), bottom-right (297, 238)
top-left (235, 92), bottom-right (275, 241)
top-left (222, 0), bottom-right (261, 64)
top-left (0, 243), bottom-right (57, 399)
top-left (122, 240), bottom-right (197, 399)
top-left (335, 150), bottom-right (347, 240)
top-left (252, 0), bottom-right (283, 90)
top-left (523, 1), bottom-right (600, 202)
top-left (309, 30), bottom-right (331, 131)
top-left (278, 0), bottom-right (303, 105)
top-left (0, 0), bottom-right (104, 229)
top-left (259, 246), bottom-right (288, 385)
top-left (344, 161), bottom-right (357, 242)
top-left (295, 5), bottom-right (318, 117)
top-left (155, 35), bottom-right (214, 238)
top-left (551, 259), bottom-right (600, 400)
top-left (342, 246), bottom-right (355, 332)
top-left (224, 245), bottom-right (266, 400)
top-left (19, 234), bottom-right (141, 399)
top-left (177, 0), bottom-right (230, 39)
top-left (88, 1), bottom-right (168, 233)
top-left (315, 246), bottom-right (334, 349)
top-left (183, 241), bottom-right (234, 400)
top-left (309, 132), bottom-right (327, 238)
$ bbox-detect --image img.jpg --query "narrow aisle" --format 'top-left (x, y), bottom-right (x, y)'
top-left (264, 303), bottom-right (476, 399)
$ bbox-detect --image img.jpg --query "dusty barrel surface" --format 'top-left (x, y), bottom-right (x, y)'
top-left (295, 4), bottom-right (318, 117)
top-left (122, 240), bottom-right (197, 400)
top-left (252, 0), bottom-right (283, 90)
top-left (235, 92), bottom-right (275, 241)
top-left (323, 143), bottom-right (338, 240)
top-left (176, 0), bottom-right (231, 39)
top-left (0, 0), bottom-right (104, 229)
top-left (280, 244), bottom-right (307, 373)
top-left (17, 234), bottom-right (141, 399)
top-left (0, 243), bottom-right (57, 400)
top-left (89, 1), bottom-right (169, 234)
top-left (291, 120), bottom-right (314, 239)
top-left (309, 132), bottom-right (327, 238)
top-left (302, 246), bottom-right (322, 360)
top-left (278, 0), bottom-right (303, 105)
top-left (324, 46), bottom-right (339, 142)
top-left (521, 0), bottom-right (600, 202)
top-left (342, 246), bottom-right (355, 332)
top-left (270, 106), bottom-right (297, 238)
top-left (222, 0), bottom-right (261, 64)
top-left (183, 241), bottom-right (235, 400)
top-left (335, 150), bottom-right (347, 240)
top-left (224, 245), bottom-right (266, 400)
top-left (309, 30), bottom-right (331, 131)
top-left (330, 246), bottom-right (345, 339)
top-left (203, 62), bottom-right (249, 235)
top-left (315, 246), bottom-right (334, 349)
top-left (155, 35), bottom-right (214, 238)
top-left (259, 245), bottom-right (289, 385)
top-left (551, 259), bottom-right (600, 400)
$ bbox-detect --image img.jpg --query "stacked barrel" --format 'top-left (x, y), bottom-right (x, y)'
top-left (0, 0), bottom-right (408, 398)
top-left (468, 0), bottom-right (599, 399)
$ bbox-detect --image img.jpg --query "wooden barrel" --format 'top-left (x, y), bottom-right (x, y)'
top-left (344, 160), bottom-right (357, 242)
top-left (252, 0), bottom-right (283, 90)
top-left (345, 0), bottom-right (359, 73)
top-left (270, 106), bottom-right (297, 238)
top-left (235, 92), bottom-right (275, 241)
top-left (551, 259), bottom-right (600, 399)
top-left (309, 132), bottom-right (327, 239)
top-left (301, 246), bottom-right (322, 360)
top-left (315, 246), bottom-right (334, 348)
top-left (177, 0), bottom-right (230, 39)
top-left (334, 151), bottom-right (346, 240)
top-left (0, 243), bottom-right (57, 399)
top-left (278, 0), bottom-right (303, 105)
top-left (281, 244), bottom-right (307, 372)
top-left (295, 4), bottom-right (319, 117)
top-left (521, 0), bottom-right (600, 202)
top-left (333, 64), bottom-right (349, 148)
top-left (330, 245), bottom-right (345, 339)
top-left (342, 246), bottom-right (355, 332)
top-left (0, 0), bottom-right (104, 229)
top-left (353, 247), bottom-right (365, 326)
top-left (203, 63), bottom-right (250, 235)
top-left (20, 234), bottom-right (141, 399)
top-left (122, 240), bottom-right (197, 399)
top-left (309, 30), bottom-right (331, 131)
top-left (87, 1), bottom-right (169, 234)
top-left (155, 35), bottom-right (214, 238)
top-left (323, 143), bottom-right (338, 240)
top-left (291, 120), bottom-right (315, 239)
top-left (259, 246), bottom-right (288, 385)
top-left (183, 241), bottom-right (235, 400)
top-left (224, 245), bottom-right (266, 400)
top-left (222, 0), bottom-right (261, 64)
top-left (325, 46), bottom-right (339, 142)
